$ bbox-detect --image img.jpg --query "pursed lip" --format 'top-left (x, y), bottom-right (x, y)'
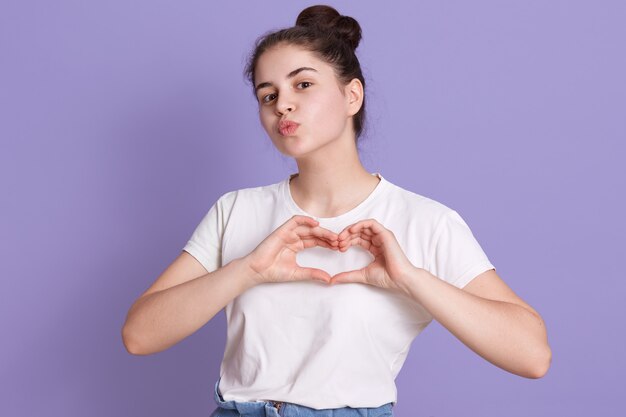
top-left (278, 120), bottom-right (300, 136)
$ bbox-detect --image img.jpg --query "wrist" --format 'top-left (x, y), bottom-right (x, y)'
top-left (394, 265), bottom-right (424, 298)
top-left (237, 255), bottom-right (264, 287)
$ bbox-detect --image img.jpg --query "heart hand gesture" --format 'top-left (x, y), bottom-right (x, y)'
top-left (244, 215), bottom-right (339, 285)
top-left (330, 218), bottom-right (415, 293)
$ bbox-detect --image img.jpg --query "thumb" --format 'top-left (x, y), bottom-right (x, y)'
top-left (293, 267), bottom-right (331, 284)
top-left (329, 270), bottom-right (364, 285)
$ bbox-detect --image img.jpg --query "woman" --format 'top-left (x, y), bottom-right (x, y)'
top-left (122, 5), bottom-right (551, 416)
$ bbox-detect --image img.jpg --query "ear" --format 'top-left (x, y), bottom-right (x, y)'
top-left (344, 78), bottom-right (364, 117)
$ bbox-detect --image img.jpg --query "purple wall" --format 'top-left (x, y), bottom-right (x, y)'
top-left (1, 1), bottom-right (623, 416)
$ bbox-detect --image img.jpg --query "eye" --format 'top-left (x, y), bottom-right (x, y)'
top-left (261, 93), bottom-right (277, 104)
top-left (297, 81), bottom-right (313, 89)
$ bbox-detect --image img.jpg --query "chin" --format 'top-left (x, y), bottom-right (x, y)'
top-left (269, 132), bottom-right (338, 158)
top-left (275, 144), bottom-right (306, 158)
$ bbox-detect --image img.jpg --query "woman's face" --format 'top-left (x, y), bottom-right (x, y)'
top-left (254, 43), bottom-right (357, 158)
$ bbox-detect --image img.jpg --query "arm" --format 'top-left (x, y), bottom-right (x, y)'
top-left (122, 253), bottom-right (257, 356)
top-left (397, 268), bottom-right (551, 378)
top-left (123, 215), bottom-right (338, 356)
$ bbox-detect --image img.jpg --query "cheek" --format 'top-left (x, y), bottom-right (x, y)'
top-left (312, 94), bottom-right (347, 129)
top-left (258, 109), bottom-right (273, 131)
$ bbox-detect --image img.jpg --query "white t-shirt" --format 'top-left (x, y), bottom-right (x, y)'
top-left (182, 172), bottom-right (495, 409)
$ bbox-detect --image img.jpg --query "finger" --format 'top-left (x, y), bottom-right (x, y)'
top-left (337, 223), bottom-right (356, 241)
top-left (339, 221), bottom-right (389, 249)
top-left (293, 267), bottom-right (331, 283)
top-left (340, 236), bottom-right (374, 253)
top-left (301, 237), bottom-right (339, 250)
top-left (337, 221), bottom-right (377, 241)
top-left (310, 225), bottom-right (339, 243)
top-left (298, 232), bottom-right (339, 249)
top-left (293, 224), bottom-right (338, 242)
top-left (343, 219), bottom-right (385, 237)
top-left (288, 215), bottom-right (320, 230)
top-left (338, 231), bottom-right (373, 246)
top-left (350, 226), bottom-right (374, 236)
top-left (337, 234), bottom-right (372, 252)
top-left (282, 219), bottom-right (322, 244)
top-left (330, 269), bottom-right (365, 285)
top-left (338, 228), bottom-right (373, 244)
top-left (337, 228), bottom-right (371, 246)
top-left (339, 230), bottom-right (373, 244)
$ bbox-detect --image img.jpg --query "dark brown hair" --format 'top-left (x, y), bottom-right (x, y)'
top-left (244, 5), bottom-right (367, 141)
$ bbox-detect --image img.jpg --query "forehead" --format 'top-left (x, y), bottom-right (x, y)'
top-left (255, 43), bottom-right (331, 81)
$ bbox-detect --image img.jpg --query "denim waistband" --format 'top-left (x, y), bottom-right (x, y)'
top-left (212, 378), bottom-right (394, 417)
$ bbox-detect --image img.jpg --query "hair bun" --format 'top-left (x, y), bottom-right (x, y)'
top-left (295, 5), bottom-right (362, 50)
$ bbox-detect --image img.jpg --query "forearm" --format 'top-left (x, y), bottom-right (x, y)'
top-left (122, 257), bottom-right (257, 355)
top-left (397, 267), bottom-right (550, 378)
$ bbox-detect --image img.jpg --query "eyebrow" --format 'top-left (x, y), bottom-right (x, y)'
top-left (255, 67), bottom-right (318, 93)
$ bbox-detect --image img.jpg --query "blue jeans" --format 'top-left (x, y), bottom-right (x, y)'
top-left (209, 378), bottom-right (394, 417)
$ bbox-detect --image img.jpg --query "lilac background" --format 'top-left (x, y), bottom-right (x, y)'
top-left (1, 1), bottom-right (623, 416)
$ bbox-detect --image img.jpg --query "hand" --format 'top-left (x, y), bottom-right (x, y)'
top-left (244, 215), bottom-right (340, 285)
top-left (330, 218), bottom-right (415, 292)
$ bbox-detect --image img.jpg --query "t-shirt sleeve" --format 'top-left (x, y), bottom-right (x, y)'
top-left (429, 209), bottom-right (496, 289)
top-left (182, 192), bottom-right (232, 274)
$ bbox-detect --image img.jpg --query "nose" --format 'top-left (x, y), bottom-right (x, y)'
top-left (275, 91), bottom-right (295, 116)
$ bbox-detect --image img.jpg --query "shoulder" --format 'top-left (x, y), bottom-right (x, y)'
top-left (216, 179), bottom-right (284, 211)
top-left (382, 179), bottom-right (455, 226)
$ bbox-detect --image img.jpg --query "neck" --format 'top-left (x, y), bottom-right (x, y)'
top-left (288, 135), bottom-right (380, 218)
